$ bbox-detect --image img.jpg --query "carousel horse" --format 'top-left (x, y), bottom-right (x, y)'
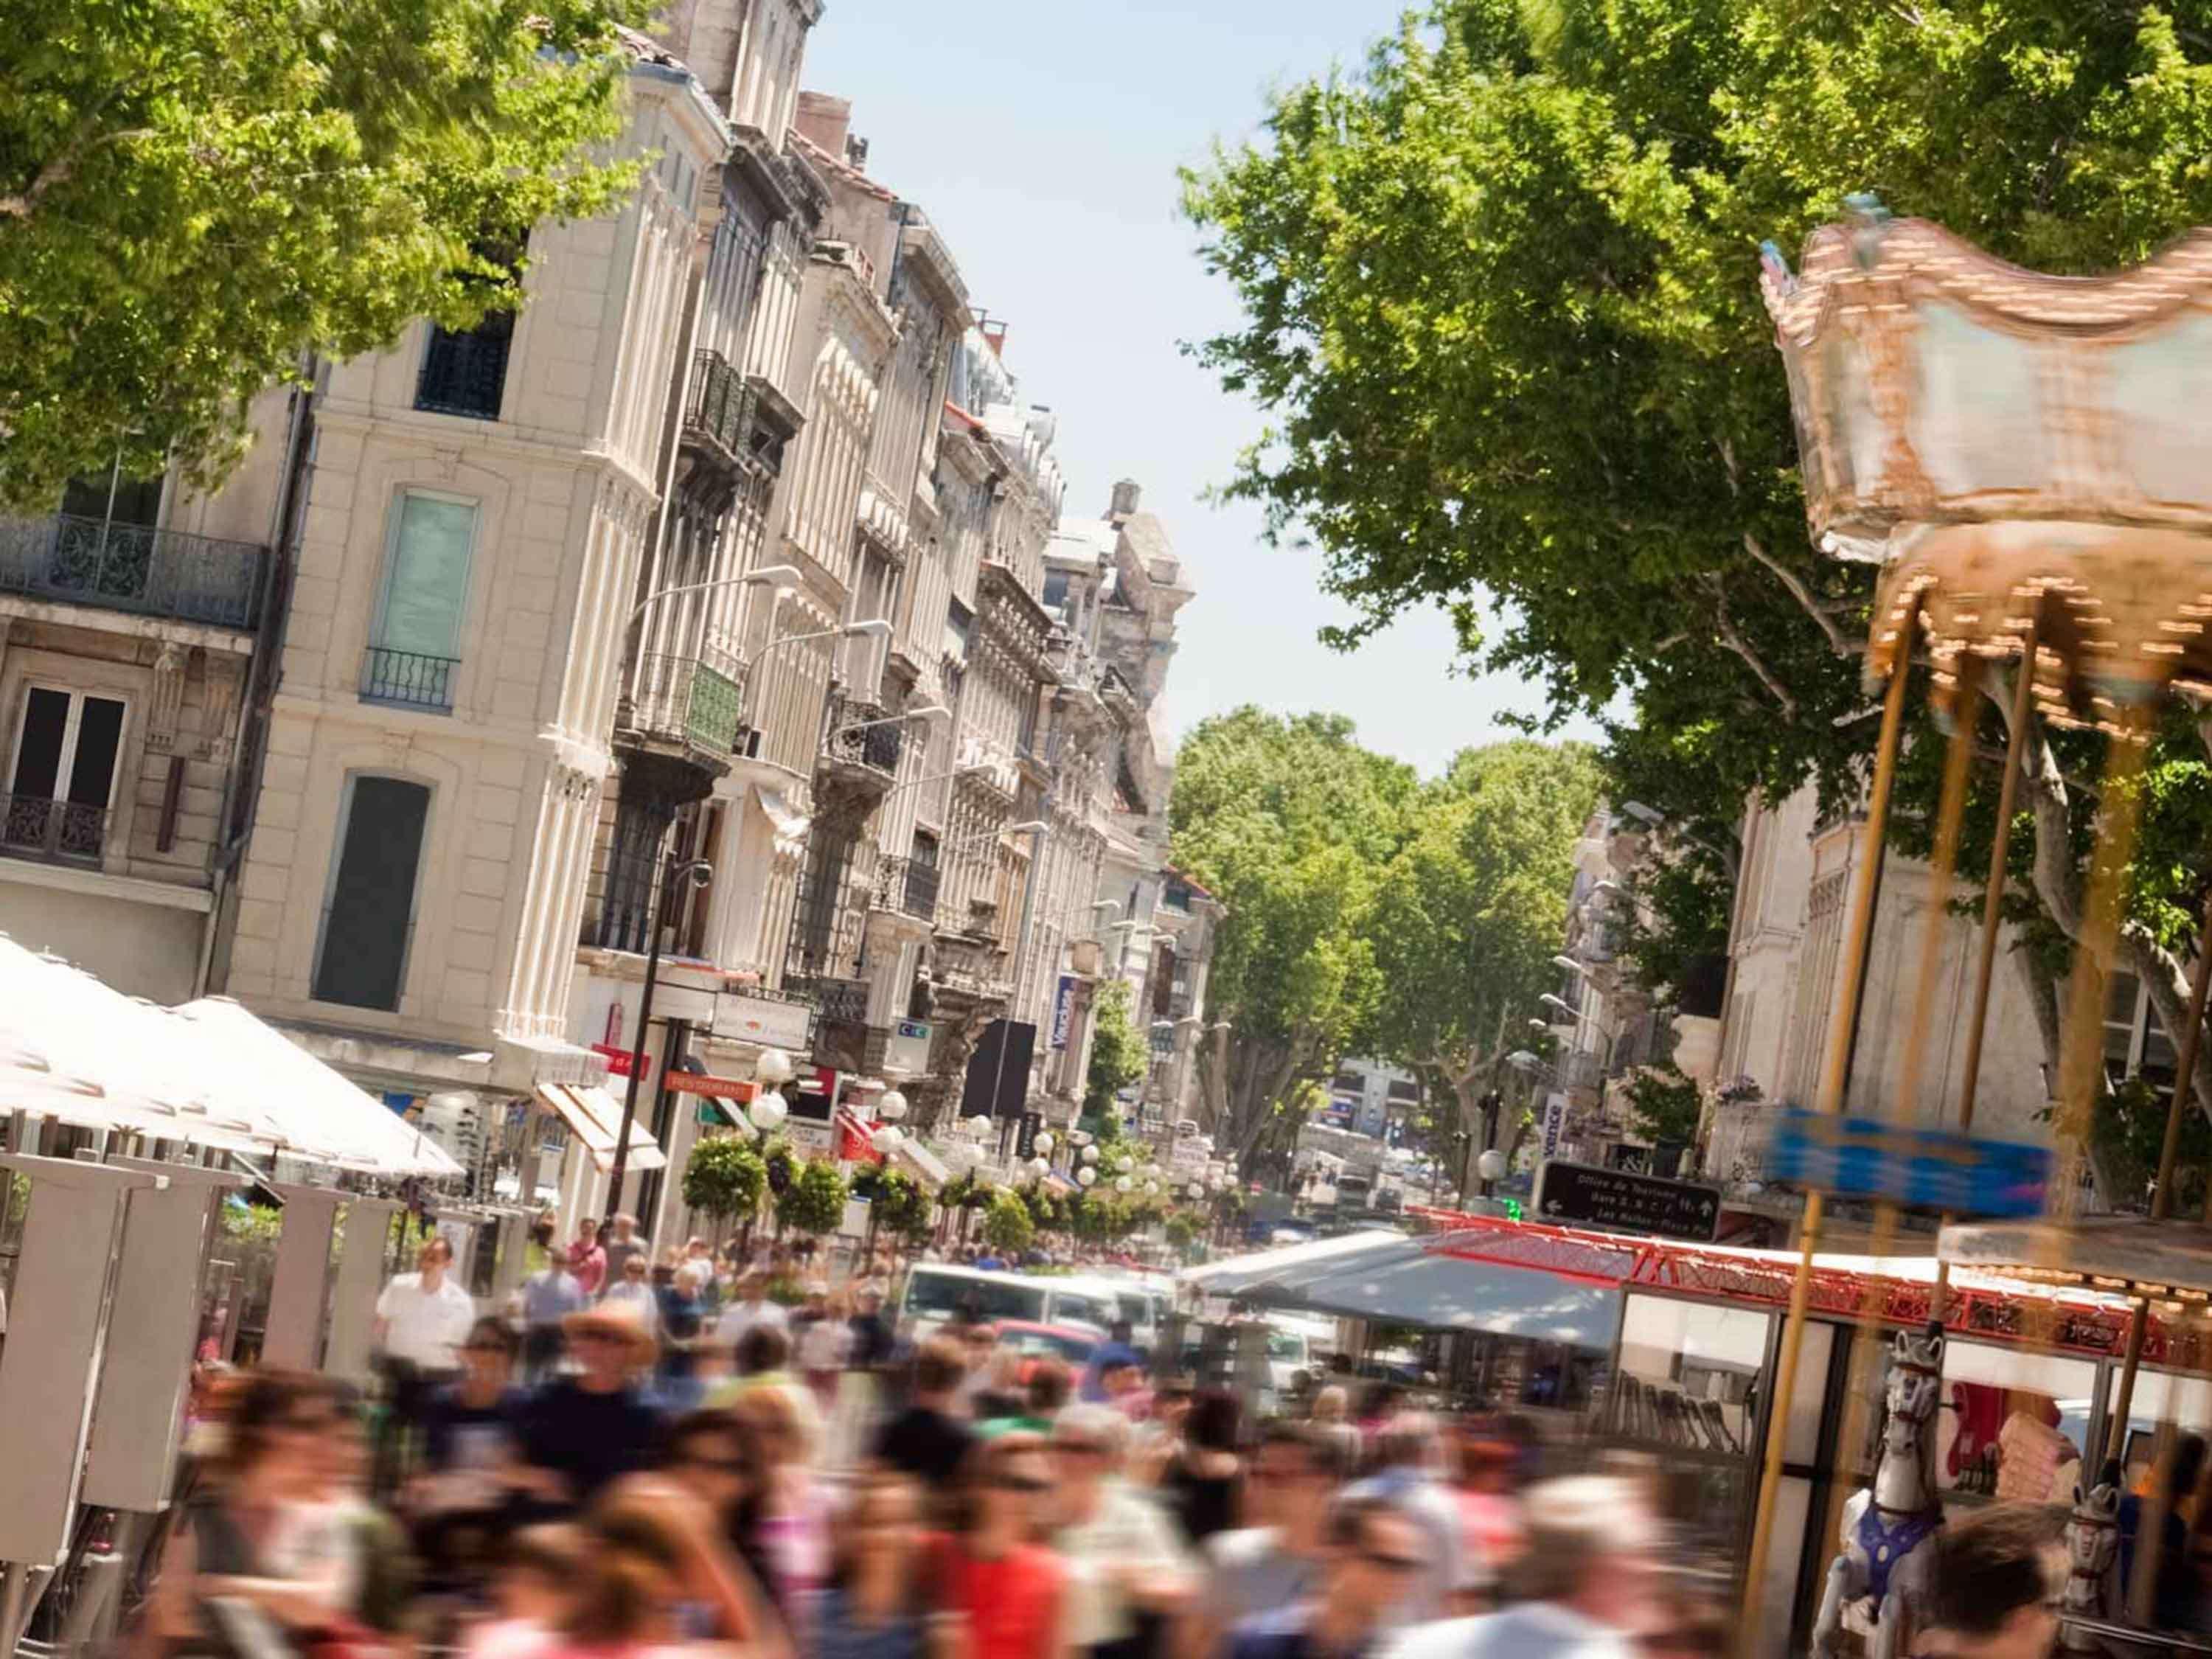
top-left (2060, 1475), bottom-right (2123, 1655)
top-left (1812, 1324), bottom-right (1947, 1659)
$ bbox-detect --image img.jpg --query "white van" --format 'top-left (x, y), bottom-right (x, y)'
top-left (896, 1263), bottom-right (1116, 1340)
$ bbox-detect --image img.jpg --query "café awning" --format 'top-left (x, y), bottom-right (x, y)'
top-left (1181, 1228), bottom-right (1412, 1298)
top-left (534, 1082), bottom-right (667, 1173)
top-left (0, 939), bottom-right (459, 1177)
top-left (1242, 1247), bottom-right (1622, 1349)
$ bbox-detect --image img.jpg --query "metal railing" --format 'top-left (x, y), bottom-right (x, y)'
top-left (416, 319), bottom-right (512, 420)
top-left (874, 855), bottom-right (940, 922)
top-left (0, 515), bottom-right (268, 630)
top-left (361, 647), bottom-right (459, 710)
top-left (1561, 1048), bottom-right (1607, 1092)
top-left (626, 650), bottom-right (744, 755)
top-left (787, 973), bottom-right (870, 1027)
top-left (681, 348), bottom-right (756, 469)
top-left (0, 793), bottom-right (107, 863)
top-left (823, 692), bottom-right (903, 779)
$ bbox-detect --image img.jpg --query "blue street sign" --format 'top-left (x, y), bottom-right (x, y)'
top-left (1763, 1109), bottom-right (2051, 1217)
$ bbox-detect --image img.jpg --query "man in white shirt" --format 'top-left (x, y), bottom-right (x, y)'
top-left (1346, 1413), bottom-right (1482, 1621)
top-left (1385, 1477), bottom-right (1660, 1659)
top-left (712, 1267), bottom-right (787, 1349)
top-left (375, 1234), bottom-right (478, 1371)
top-left (372, 1234), bottom-right (477, 1486)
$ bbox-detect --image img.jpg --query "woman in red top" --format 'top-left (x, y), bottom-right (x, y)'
top-left (931, 1433), bottom-right (1067, 1659)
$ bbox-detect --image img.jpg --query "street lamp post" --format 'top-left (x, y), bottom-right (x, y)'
top-left (606, 855), bottom-right (713, 1229)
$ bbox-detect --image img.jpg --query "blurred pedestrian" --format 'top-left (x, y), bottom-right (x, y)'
top-left (731, 1383), bottom-right (835, 1620)
top-left (1919, 1503), bottom-right (2069, 1659)
top-left (602, 1253), bottom-right (662, 1339)
top-left (374, 1234), bottom-right (477, 1489)
top-left (463, 1523), bottom-right (587, 1659)
top-left (568, 1219), bottom-right (608, 1299)
top-left (1200, 1423), bottom-right (1349, 1642)
top-left (1048, 1405), bottom-right (1196, 1659)
top-left (1227, 1498), bottom-right (1427, 1659)
top-left (1344, 1414), bottom-right (1475, 1621)
top-left (1386, 1476), bottom-right (1660, 1659)
top-left (928, 1434), bottom-right (1066, 1659)
top-left (519, 1303), bottom-right (664, 1512)
top-left (521, 1251), bottom-right (585, 1382)
top-left (717, 1269), bottom-right (790, 1348)
top-left (1161, 1391), bottom-right (1242, 1545)
top-left (411, 1316), bottom-right (529, 1591)
top-left (601, 1214), bottom-right (647, 1287)
top-left (875, 1337), bottom-right (976, 1492)
top-left (807, 1470), bottom-right (945, 1659)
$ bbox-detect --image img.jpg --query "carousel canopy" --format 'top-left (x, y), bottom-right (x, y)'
top-left (0, 937), bottom-right (462, 1178)
top-left (1763, 204), bottom-right (2212, 724)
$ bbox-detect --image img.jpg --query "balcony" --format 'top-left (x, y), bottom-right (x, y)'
top-left (681, 349), bottom-right (758, 476)
top-left (823, 693), bottom-right (904, 777)
top-left (415, 317), bottom-right (512, 420)
top-left (787, 973), bottom-right (870, 1028)
top-left (0, 793), bottom-right (106, 864)
top-left (0, 515), bottom-right (268, 631)
top-left (623, 650), bottom-right (744, 757)
top-left (361, 647), bottom-right (458, 711)
top-left (874, 855), bottom-right (941, 922)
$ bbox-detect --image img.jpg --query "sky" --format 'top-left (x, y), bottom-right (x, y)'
top-left (803, 0), bottom-right (1596, 781)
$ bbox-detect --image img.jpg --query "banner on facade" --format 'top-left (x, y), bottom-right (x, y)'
top-left (962, 1020), bottom-right (1036, 1121)
top-left (1014, 1110), bottom-right (1043, 1161)
top-left (1540, 1091), bottom-right (1568, 1161)
top-left (1050, 977), bottom-right (1077, 1050)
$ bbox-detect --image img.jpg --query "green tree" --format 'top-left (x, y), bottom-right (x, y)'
top-left (868, 1168), bottom-right (933, 1246)
top-left (1370, 740), bottom-right (1603, 1156)
top-left (773, 1158), bottom-right (846, 1239)
top-left (681, 1136), bottom-right (765, 1242)
top-left (1183, 0), bottom-right (2212, 1144)
top-left (1084, 978), bottom-right (1149, 1118)
top-left (1624, 1067), bottom-right (1705, 1149)
top-left (1164, 1211), bottom-right (1199, 1251)
top-left (1, 0), bottom-right (649, 510)
top-left (981, 1189), bottom-right (1035, 1256)
top-left (1171, 708), bottom-right (1416, 1171)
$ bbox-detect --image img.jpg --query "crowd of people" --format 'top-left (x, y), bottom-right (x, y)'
top-left (140, 1218), bottom-right (2089, 1659)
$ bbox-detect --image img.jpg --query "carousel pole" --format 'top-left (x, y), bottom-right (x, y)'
top-left (1933, 618), bottom-right (2039, 1316)
top-left (1739, 605), bottom-right (1916, 1654)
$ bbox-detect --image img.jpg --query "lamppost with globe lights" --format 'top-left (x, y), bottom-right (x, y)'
top-left (605, 855), bottom-right (713, 1229)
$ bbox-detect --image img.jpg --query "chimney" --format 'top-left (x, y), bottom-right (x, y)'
top-left (846, 133), bottom-right (869, 170)
top-left (794, 91), bottom-right (851, 159)
top-left (1109, 479), bottom-right (1142, 519)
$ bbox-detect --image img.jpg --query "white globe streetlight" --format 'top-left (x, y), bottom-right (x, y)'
top-left (757, 1048), bottom-right (796, 1086)
top-left (1144, 1180), bottom-right (1158, 1196)
top-left (1114, 1155), bottom-right (1133, 1173)
top-left (1077, 1166), bottom-right (1098, 1187)
top-left (1027, 1156), bottom-right (1050, 1178)
top-left (748, 1089), bottom-right (788, 1134)
top-left (877, 1089), bottom-right (909, 1123)
top-left (1034, 1131), bottom-right (1056, 1155)
top-left (1477, 1150), bottom-right (1509, 1183)
top-left (966, 1115), bottom-right (993, 1138)
top-left (1115, 1175), bottom-right (1133, 1193)
top-left (1081, 1145), bottom-right (1099, 1165)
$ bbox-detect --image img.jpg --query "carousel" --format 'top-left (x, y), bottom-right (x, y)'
top-left (1733, 201), bottom-right (2212, 1657)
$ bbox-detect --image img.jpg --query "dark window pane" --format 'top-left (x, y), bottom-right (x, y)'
top-left (314, 777), bottom-right (431, 1010)
top-left (11, 689), bottom-right (68, 799)
top-left (58, 473), bottom-right (161, 526)
top-left (67, 697), bottom-right (123, 807)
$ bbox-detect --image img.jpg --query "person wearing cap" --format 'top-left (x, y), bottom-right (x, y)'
top-left (518, 1300), bottom-right (664, 1512)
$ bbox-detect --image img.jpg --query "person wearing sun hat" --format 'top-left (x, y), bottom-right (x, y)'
top-left (516, 1299), bottom-right (664, 1513)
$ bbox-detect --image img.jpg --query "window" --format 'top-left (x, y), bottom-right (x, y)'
top-left (1040, 568), bottom-right (1071, 611)
top-left (313, 776), bottom-right (432, 1010)
top-left (943, 595), bottom-right (973, 662)
top-left (364, 492), bottom-right (476, 709)
top-left (4, 687), bottom-right (124, 861)
top-left (59, 470), bottom-right (161, 529)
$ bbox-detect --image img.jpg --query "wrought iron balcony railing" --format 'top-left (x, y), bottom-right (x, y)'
top-left (0, 515), bottom-right (268, 630)
top-left (822, 692), bottom-right (903, 779)
top-left (681, 349), bottom-right (757, 473)
top-left (0, 793), bottom-right (107, 863)
top-left (787, 973), bottom-right (870, 1027)
top-left (625, 649), bottom-right (744, 757)
top-left (361, 647), bottom-right (459, 711)
top-left (416, 319), bottom-right (512, 420)
top-left (874, 855), bottom-right (940, 922)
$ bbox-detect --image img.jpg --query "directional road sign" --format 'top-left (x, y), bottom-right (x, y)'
top-left (1535, 1160), bottom-right (1722, 1242)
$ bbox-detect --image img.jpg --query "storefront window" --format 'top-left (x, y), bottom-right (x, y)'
top-left (1936, 1339), bottom-right (2096, 1506)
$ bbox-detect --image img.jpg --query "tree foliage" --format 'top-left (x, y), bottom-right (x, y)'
top-left (1170, 707), bottom-right (1416, 1168)
top-left (981, 1189), bottom-right (1034, 1256)
top-left (773, 1158), bottom-right (846, 1238)
top-left (1624, 1066), bottom-right (1705, 1147)
top-left (1, 0), bottom-right (649, 510)
top-left (1083, 978), bottom-right (1148, 1118)
top-left (1183, 0), bottom-right (2212, 1150)
top-left (681, 1136), bottom-right (765, 1234)
top-left (1369, 740), bottom-right (1603, 1150)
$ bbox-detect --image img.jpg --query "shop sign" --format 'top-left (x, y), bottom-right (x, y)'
top-left (1014, 1110), bottom-right (1043, 1161)
top-left (663, 1071), bottom-right (757, 1101)
top-left (1536, 1160), bottom-right (1720, 1242)
top-left (714, 991), bottom-right (814, 1051)
top-left (589, 1043), bottom-right (636, 1079)
top-left (1763, 1108), bottom-right (2051, 1218)
top-left (1050, 976), bottom-right (1077, 1050)
top-left (784, 1121), bottom-right (835, 1155)
top-left (1540, 1091), bottom-right (1568, 1160)
top-left (653, 983), bottom-right (720, 1025)
top-left (885, 1020), bottom-right (933, 1076)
